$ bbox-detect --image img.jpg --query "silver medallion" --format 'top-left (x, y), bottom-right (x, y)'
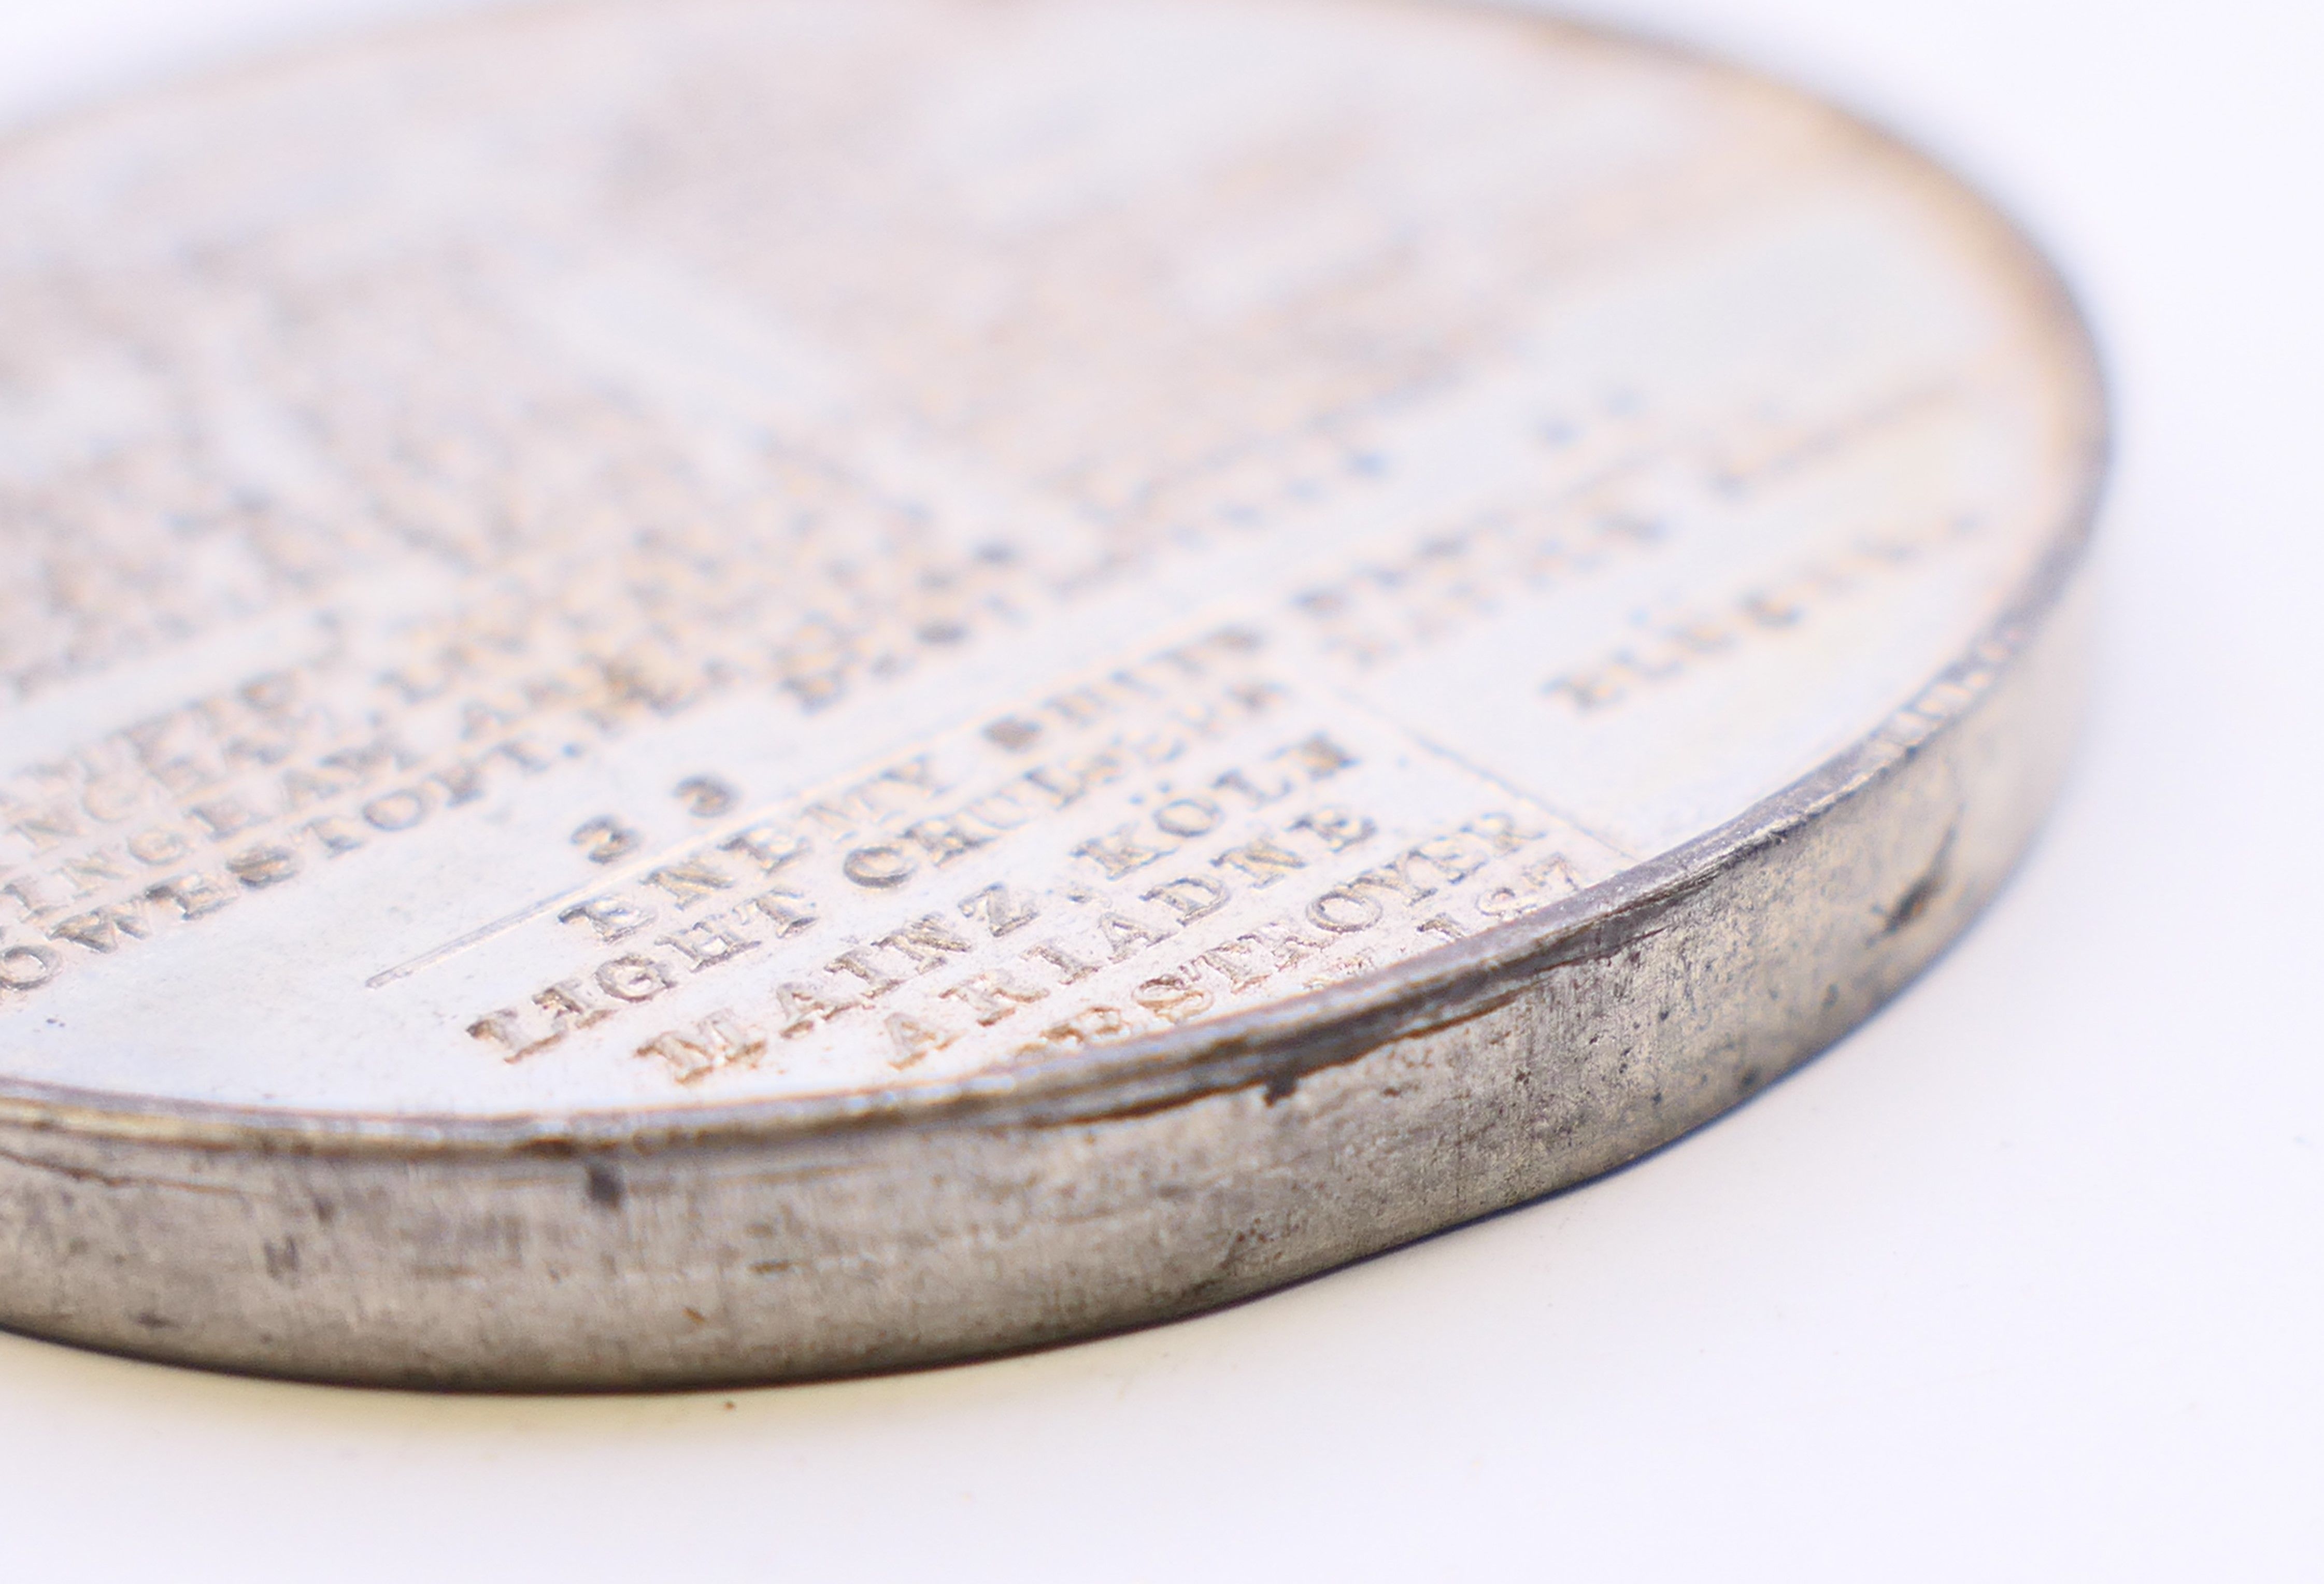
top-left (0, 0), bottom-right (2103, 1385)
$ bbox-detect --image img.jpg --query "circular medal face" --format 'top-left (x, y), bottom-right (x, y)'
top-left (0, 0), bottom-right (2100, 1385)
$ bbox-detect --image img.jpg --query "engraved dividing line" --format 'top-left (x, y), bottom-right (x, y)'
top-left (360, 679), bottom-right (1640, 994)
top-left (1325, 685), bottom-right (1642, 862)
top-left (363, 796), bottom-right (817, 989)
top-left (363, 884), bottom-right (598, 989)
top-left (362, 624), bottom-right (1287, 989)
top-left (358, 433), bottom-right (1705, 991)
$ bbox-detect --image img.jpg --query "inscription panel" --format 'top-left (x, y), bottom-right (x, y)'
top-left (0, 0), bottom-right (2097, 1112)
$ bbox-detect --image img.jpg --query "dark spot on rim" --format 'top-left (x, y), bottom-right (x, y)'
top-left (1884, 822), bottom-right (1959, 935)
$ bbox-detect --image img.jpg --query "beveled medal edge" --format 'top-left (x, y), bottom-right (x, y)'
top-left (0, 431), bottom-right (2106, 1159)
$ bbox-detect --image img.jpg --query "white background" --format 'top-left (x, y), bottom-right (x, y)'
top-left (0, 0), bottom-right (2316, 1577)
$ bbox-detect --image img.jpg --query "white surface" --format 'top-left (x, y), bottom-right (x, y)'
top-left (0, 0), bottom-right (2315, 1577)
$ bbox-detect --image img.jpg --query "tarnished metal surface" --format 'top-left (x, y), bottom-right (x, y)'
top-left (0, 0), bottom-right (2102, 1385)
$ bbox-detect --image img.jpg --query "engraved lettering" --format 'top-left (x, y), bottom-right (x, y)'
top-left (885, 1013), bottom-right (953, 1067)
top-left (1, 876), bottom-right (67, 922)
top-left (491, 737), bottom-right (559, 775)
top-left (674, 776), bottom-right (738, 817)
top-left (145, 754), bottom-right (219, 798)
top-left (1477, 854), bottom-right (1583, 918)
top-left (429, 759), bottom-right (489, 808)
top-left (1025, 942), bottom-right (1103, 985)
top-left (560, 897), bottom-right (658, 943)
top-left (1291, 806), bottom-right (1376, 853)
top-left (49, 902), bottom-right (154, 954)
top-left (190, 796), bottom-right (265, 841)
top-left (1347, 853), bottom-right (1442, 905)
top-left (1464, 812), bottom-right (1547, 854)
top-left (1241, 918), bottom-right (1329, 969)
top-left (226, 844), bottom-right (302, 889)
top-left (0, 945), bottom-right (59, 991)
top-left (746, 889), bottom-right (818, 937)
top-left (80, 777), bottom-right (147, 824)
top-left (362, 788), bottom-right (431, 831)
top-left (321, 739), bottom-right (405, 786)
top-left (1021, 1005), bottom-right (1130, 1054)
top-left (1212, 836), bottom-right (1307, 887)
top-left (638, 1011), bottom-right (763, 1081)
top-left (125, 827), bottom-right (193, 867)
top-left (958, 883), bottom-right (1040, 937)
top-left (467, 980), bottom-right (613, 1061)
top-left (828, 947), bottom-right (907, 997)
top-left (1023, 751), bottom-right (1129, 809)
top-left (1534, 535), bottom-right (1941, 713)
top-left (1142, 874), bottom-right (1230, 923)
top-left (1151, 796), bottom-right (1223, 838)
top-left (298, 817), bottom-right (368, 856)
top-left (1227, 680), bottom-right (1289, 716)
top-left (903, 814), bottom-right (997, 865)
top-left (572, 815), bottom-right (642, 864)
top-left (277, 767), bottom-right (349, 812)
top-left (842, 844), bottom-right (918, 888)
top-left (8, 804), bottom-right (82, 854)
top-left (719, 824), bottom-right (806, 874)
top-left (55, 851), bottom-right (128, 899)
top-left (984, 716), bottom-right (1043, 753)
top-left (802, 758), bottom-right (940, 832)
top-left (1408, 834), bottom-right (1494, 884)
top-left (1073, 826), bottom-right (1174, 880)
top-left (531, 981), bottom-right (611, 1039)
top-left (384, 662), bottom-right (458, 705)
top-left (1277, 733), bottom-right (1359, 781)
top-left (657, 915), bottom-right (763, 971)
top-left (145, 873), bottom-right (238, 921)
top-left (1097, 909), bottom-right (1175, 961)
top-left (960, 788), bottom-right (1039, 830)
top-left (939, 970), bottom-right (1051, 1025)
top-left (874, 915), bottom-right (974, 973)
top-left (774, 981), bottom-right (858, 1037)
top-left (594, 954), bottom-right (677, 1003)
top-left (1544, 670), bottom-right (1625, 711)
top-left (1134, 971), bottom-right (1214, 1024)
top-left (466, 1009), bottom-right (534, 1061)
top-left (643, 857), bottom-right (735, 908)
top-left (1306, 887), bottom-right (1384, 933)
top-left (1045, 686), bottom-right (1112, 728)
top-left (1214, 767), bottom-right (1293, 810)
top-left (0, 32), bottom-right (2008, 1065)
top-left (1195, 938), bottom-right (1272, 989)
